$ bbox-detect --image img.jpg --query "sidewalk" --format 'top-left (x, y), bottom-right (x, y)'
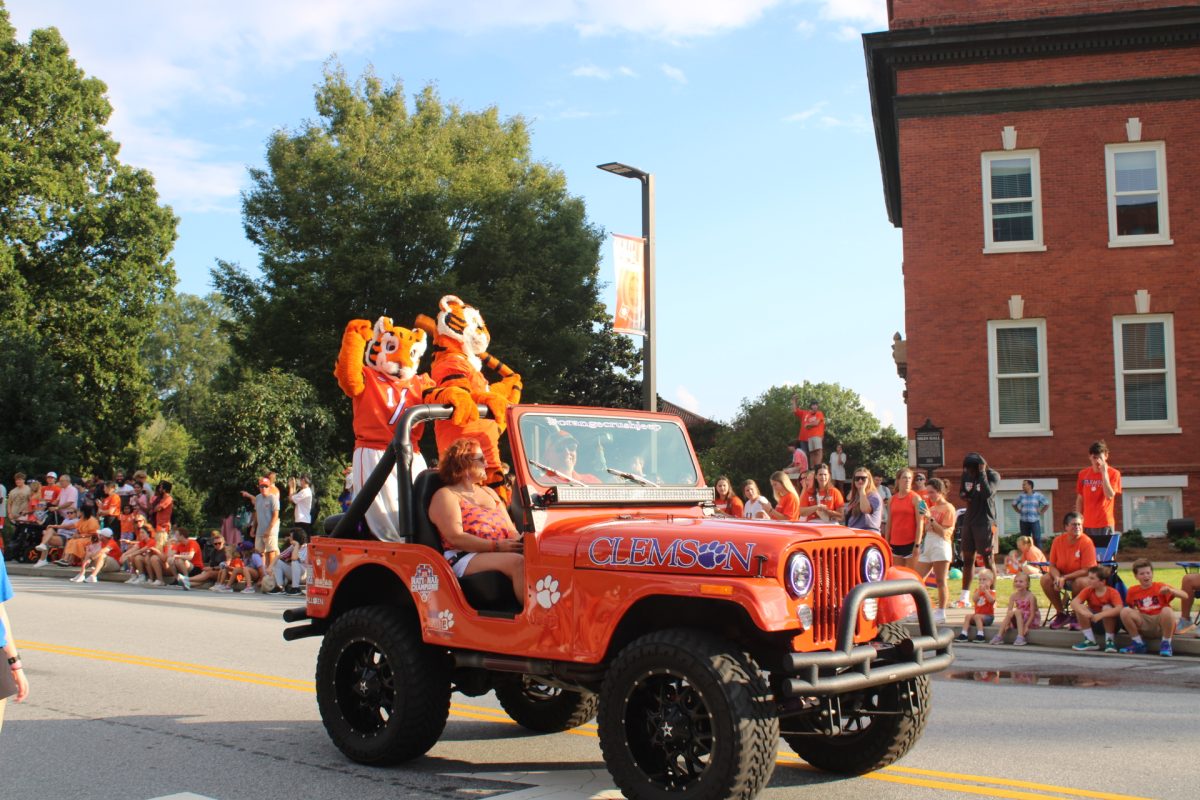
top-left (906, 603), bottom-right (1200, 657)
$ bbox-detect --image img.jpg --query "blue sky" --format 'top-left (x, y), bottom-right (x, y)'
top-left (8, 0), bottom-right (905, 431)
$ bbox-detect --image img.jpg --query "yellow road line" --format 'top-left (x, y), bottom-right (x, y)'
top-left (18, 639), bottom-right (1150, 800)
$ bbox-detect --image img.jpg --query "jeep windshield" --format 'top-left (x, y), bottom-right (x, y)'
top-left (518, 411), bottom-right (699, 488)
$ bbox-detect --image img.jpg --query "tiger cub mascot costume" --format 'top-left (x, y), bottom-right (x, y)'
top-left (416, 295), bottom-right (522, 499)
top-left (334, 316), bottom-right (433, 539)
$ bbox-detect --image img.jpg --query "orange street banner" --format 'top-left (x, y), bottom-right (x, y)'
top-left (613, 233), bottom-right (645, 336)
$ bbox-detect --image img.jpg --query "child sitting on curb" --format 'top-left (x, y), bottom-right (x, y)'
top-left (1120, 558), bottom-right (1186, 657)
top-left (991, 571), bottom-right (1039, 646)
top-left (1070, 565), bottom-right (1122, 653)
top-left (955, 569), bottom-right (996, 643)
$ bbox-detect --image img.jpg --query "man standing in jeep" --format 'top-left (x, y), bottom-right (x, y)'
top-left (955, 452), bottom-right (1000, 608)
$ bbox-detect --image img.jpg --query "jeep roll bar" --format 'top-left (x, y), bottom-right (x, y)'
top-left (329, 403), bottom-right (492, 543)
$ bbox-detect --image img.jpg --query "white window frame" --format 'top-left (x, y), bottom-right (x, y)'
top-left (1112, 313), bottom-right (1179, 435)
top-left (981, 149), bottom-right (1046, 254)
top-left (988, 318), bottom-right (1051, 437)
top-left (1105, 142), bottom-right (1171, 248)
top-left (1120, 476), bottom-right (1185, 536)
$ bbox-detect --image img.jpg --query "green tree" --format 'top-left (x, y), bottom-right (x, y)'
top-left (188, 369), bottom-right (336, 521)
top-left (141, 293), bottom-right (233, 428)
top-left (0, 9), bottom-right (177, 473)
top-left (700, 383), bottom-right (906, 493)
top-left (214, 64), bottom-right (638, 445)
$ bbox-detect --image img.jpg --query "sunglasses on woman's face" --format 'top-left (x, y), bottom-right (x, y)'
top-left (854, 476), bottom-right (868, 482)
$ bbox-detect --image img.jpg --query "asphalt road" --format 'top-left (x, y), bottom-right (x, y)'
top-left (3, 575), bottom-right (1198, 800)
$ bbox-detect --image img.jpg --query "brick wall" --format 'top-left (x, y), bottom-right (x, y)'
top-left (897, 98), bottom-right (1200, 530)
top-left (889, 0), bottom-right (1191, 30)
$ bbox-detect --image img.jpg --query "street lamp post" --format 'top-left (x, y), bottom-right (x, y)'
top-left (597, 161), bottom-right (656, 412)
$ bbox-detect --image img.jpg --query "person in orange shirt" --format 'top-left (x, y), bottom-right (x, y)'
top-left (1076, 440), bottom-right (1121, 536)
top-left (764, 471), bottom-right (801, 521)
top-left (790, 395), bottom-right (826, 465)
top-left (97, 482), bottom-right (121, 531)
top-left (60, 506), bottom-right (101, 566)
top-left (1070, 566), bottom-right (1123, 652)
top-left (70, 528), bottom-right (122, 583)
top-left (157, 528), bottom-right (204, 591)
top-left (798, 463), bottom-right (845, 523)
top-left (1041, 512), bottom-right (1097, 628)
top-left (149, 481), bottom-right (174, 542)
top-left (712, 476), bottom-right (744, 518)
top-left (1120, 559), bottom-right (1187, 656)
top-left (885, 467), bottom-right (925, 570)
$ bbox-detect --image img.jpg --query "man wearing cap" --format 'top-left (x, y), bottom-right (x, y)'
top-left (241, 478), bottom-right (280, 572)
top-left (38, 472), bottom-right (62, 522)
top-left (71, 527), bottom-right (122, 583)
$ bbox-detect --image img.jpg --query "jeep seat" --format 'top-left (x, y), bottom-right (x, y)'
top-left (412, 469), bottom-right (521, 613)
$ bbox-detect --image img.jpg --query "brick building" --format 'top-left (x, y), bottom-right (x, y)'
top-left (865, 2), bottom-right (1200, 538)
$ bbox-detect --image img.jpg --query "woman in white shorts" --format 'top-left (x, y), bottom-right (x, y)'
top-left (916, 477), bottom-right (956, 623)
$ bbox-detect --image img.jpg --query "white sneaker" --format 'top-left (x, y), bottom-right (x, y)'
top-left (177, 575), bottom-right (191, 591)
top-left (215, 584), bottom-right (232, 593)
top-left (33, 559), bottom-right (49, 567)
top-left (934, 609), bottom-right (947, 624)
top-left (84, 575), bottom-right (98, 584)
top-left (129, 574), bottom-right (145, 584)
top-left (69, 574), bottom-right (85, 583)
top-left (241, 585), bottom-right (257, 594)
top-left (36, 543), bottom-right (48, 552)
top-left (150, 579), bottom-right (164, 587)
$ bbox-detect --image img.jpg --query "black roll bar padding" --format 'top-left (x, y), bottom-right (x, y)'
top-left (330, 403), bottom-right (493, 542)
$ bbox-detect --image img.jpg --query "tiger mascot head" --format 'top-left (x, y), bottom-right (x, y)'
top-left (433, 295), bottom-right (489, 370)
top-left (364, 316), bottom-right (427, 380)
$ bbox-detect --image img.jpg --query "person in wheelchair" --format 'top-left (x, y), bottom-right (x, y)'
top-left (428, 438), bottom-right (524, 609)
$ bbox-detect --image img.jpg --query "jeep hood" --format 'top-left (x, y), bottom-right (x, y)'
top-left (569, 514), bottom-right (871, 576)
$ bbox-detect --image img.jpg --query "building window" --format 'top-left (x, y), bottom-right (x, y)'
top-left (997, 491), bottom-right (1053, 542)
top-left (1113, 314), bottom-right (1178, 434)
top-left (1106, 142), bottom-right (1171, 247)
top-left (1122, 488), bottom-right (1181, 536)
top-left (981, 150), bottom-right (1045, 254)
top-left (988, 319), bottom-right (1050, 436)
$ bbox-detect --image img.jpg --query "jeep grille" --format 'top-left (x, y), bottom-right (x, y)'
top-left (810, 542), bottom-right (868, 647)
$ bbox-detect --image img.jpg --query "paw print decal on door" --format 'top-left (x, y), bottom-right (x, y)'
top-left (535, 575), bottom-right (562, 609)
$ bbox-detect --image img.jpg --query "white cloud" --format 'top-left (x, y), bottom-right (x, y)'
top-left (675, 386), bottom-right (701, 413)
top-left (661, 64), bottom-right (688, 84)
top-left (783, 101), bottom-right (828, 123)
top-left (571, 64), bottom-right (637, 80)
top-left (833, 24), bottom-right (862, 41)
top-left (784, 101), bottom-right (869, 133)
top-left (815, 0), bottom-right (888, 27)
top-left (795, 19), bottom-right (816, 37)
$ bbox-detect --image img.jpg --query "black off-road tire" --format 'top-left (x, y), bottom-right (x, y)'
top-left (495, 675), bottom-right (599, 733)
top-left (316, 605), bottom-right (450, 765)
top-left (784, 622), bottom-right (931, 775)
top-left (597, 629), bottom-right (779, 800)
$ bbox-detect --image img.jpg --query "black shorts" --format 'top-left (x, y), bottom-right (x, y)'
top-left (891, 543), bottom-right (915, 558)
top-left (961, 526), bottom-right (993, 557)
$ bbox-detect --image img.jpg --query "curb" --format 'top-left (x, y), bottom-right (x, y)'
top-left (903, 620), bottom-right (1200, 657)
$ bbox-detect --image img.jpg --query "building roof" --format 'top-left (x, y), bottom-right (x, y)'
top-left (658, 399), bottom-right (715, 428)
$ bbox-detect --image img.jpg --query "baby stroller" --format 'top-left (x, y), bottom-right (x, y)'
top-left (9, 520), bottom-right (56, 563)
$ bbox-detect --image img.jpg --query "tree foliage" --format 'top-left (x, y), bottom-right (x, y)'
top-left (141, 293), bottom-right (233, 428)
top-left (215, 64), bottom-right (640, 446)
top-left (188, 369), bottom-right (335, 518)
top-left (0, 9), bottom-right (177, 474)
top-left (700, 383), bottom-right (907, 493)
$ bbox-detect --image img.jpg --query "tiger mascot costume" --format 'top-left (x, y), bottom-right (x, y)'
top-left (334, 316), bottom-right (433, 539)
top-left (416, 295), bottom-right (522, 499)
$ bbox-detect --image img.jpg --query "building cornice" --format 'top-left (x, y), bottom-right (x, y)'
top-left (864, 5), bottom-right (1200, 227)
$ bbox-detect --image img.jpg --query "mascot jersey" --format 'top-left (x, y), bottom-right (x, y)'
top-left (352, 370), bottom-right (429, 450)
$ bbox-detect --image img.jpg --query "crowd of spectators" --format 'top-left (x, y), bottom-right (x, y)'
top-left (0, 469), bottom-right (310, 597)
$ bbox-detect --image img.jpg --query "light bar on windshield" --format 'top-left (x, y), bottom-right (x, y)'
top-left (548, 486), bottom-right (715, 505)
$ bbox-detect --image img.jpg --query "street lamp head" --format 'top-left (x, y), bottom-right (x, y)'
top-left (597, 162), bottom-right (648, 180)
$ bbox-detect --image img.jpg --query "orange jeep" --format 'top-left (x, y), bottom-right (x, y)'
top-left (284, 404), bottom-right (953, 800)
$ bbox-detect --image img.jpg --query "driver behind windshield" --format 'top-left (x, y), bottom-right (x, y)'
top-left (537, 431), bottom-right (601, 484)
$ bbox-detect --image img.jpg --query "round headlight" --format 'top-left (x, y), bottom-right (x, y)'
top-left (785, 552), bottom-right (814, 598)
top-left (862, 546), bottom-right (886, 583)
